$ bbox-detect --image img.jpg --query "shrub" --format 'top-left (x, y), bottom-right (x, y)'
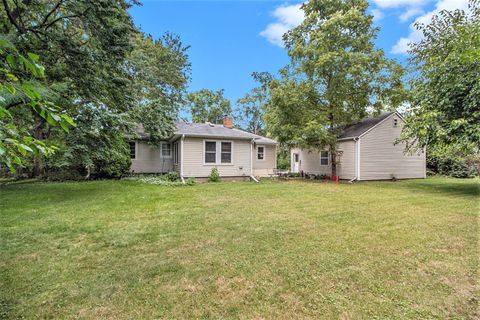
top-left (208, 167), bottom-right (220, 182)
top-left (122, 173), bottom-right (195, 186)
top-left (163, 171), bottom-right (180, 182)
top-left (185, 177), bottom-right (196, 185)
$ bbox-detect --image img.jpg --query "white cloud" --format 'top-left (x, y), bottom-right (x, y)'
top-left (260, 3), bottom-right (304, 47)
top-left (399, 7), bottom-right (424, 22)
top-left (391, 0), bottom-right (470, 54)
top-left (371, 8), bottom-right (384, 21)
top-left (371, 0), bottom-right (428, 9)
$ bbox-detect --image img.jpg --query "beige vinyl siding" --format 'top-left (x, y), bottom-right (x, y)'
top-left (291, 148), bottom-right (331, 175)
top-left (291, 141), bottom-right (356, 179)
top-left (337, 140), bottom-right (356, 179)
top-left (252, 144), bottom-right (276, 177)
top-left (359, 115), bottom-right (425, 180)
top-left (130, 141), bottom-right (173, 173)
top-left (182, 137), bottom-right (251, 177)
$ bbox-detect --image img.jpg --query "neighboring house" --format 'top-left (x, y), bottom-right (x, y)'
top-left (130, 116), bottom-right (278, 179)
top-left (291, 111), bottom-right (426, 180)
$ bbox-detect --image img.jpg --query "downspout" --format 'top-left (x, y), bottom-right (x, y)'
top-left (180, 134), bottom-right (185, 184)
top-left (349, 137), bottom-right (360, 183)
top-left (250, 139), bottom-right (259, 183)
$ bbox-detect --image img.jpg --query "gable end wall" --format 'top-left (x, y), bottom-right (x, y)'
top-left (359, 114), bottom-right (425, 180)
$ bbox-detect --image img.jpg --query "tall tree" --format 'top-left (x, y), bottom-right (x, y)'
top-left (399, 1), bottom-right (480, 174)
top-left (1, 0), bottom-right (137, 175)
top-left (127, 32), bottom-right (190, 144)
top-left (186, 89), bottom-right (232, 124)
top-left (266, 0), bottom-right (405, 177)
top-left (235, 72), bottom-right (272, 135)
top-left (0, 39), bottom-right (74, 172)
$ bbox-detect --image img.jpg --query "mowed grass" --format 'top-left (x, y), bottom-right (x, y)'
top-left (0, 178), bottom-right (478, 319)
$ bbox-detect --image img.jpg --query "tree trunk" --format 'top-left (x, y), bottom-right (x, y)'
top-left (330, 143), bottom-right (337, 177)
top-left (32, 115), bottom-right (45, 177)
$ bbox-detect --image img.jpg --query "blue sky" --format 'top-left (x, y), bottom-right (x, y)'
top-left (130, 0), bottom-right (468, 105)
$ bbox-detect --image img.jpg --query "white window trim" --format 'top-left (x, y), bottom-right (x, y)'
top-left (203, 139), bottom-right (234, 166)
top-left (129, 141), bottom-right (137, 160)
top-left (160, 142), bottom-right (172, 159)
top-left (320, 150), bottom-right (329, 166)
top-left (256, 145), bottom-right (266, 161)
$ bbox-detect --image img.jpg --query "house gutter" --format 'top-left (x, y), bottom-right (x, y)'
top-left (250, 139), bottom-right (259, 183)
top-left (355, 137), bottom-right (361, 181)
top-left (180, 134), bottom-right (185, 184)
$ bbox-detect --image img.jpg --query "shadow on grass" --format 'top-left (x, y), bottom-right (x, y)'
top-left (402, 179), bottom-right (480, 198)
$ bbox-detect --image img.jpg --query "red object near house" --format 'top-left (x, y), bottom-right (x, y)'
top-left (332, 176), bottom-right (339, 182)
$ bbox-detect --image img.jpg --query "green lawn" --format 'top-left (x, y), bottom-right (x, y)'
top-left (1, 178), bottom-right (478, 319)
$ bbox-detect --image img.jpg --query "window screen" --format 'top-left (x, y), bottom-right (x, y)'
top-left (257, 146), bottom-right (265, 160)
top-left (320, 151), bottom-right (329, 166)
top-left (221, 142), bottom-right (232, 163)
top-left (129, 142), bottom-right (136, 159)
top-left (205, 141), bottom-right (216, 163)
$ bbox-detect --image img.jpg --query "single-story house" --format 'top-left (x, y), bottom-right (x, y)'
top-left (291, 111), bottom-right (426, 180)
top-left (130, 116), bottom-right (278, 179)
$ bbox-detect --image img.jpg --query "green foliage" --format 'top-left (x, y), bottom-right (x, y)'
top-left (123, 173), bottom-right (195, 186)
top-left (48, 105), bottom-right (134, 179)
top-left (427, 145), bottom-right (478, 178)
top-left (186, 89), bottom-right (232, 124)
top-left (276, 144), bottom-right (291, 170)
top-left (1, 2), bottom-right (191, 177)
top-left (235, 72), bottom-right (273, 135)
top-left (0, 38), bottom-right (74, 172)
top-left (266, 0), bottom-right (406, 176)
top-left (400, 1), bottom-right (479, 169)
top-left (127, 32), bottom-right (191, 144)
top-left (163, 171), bottom-right (180, 182)
top-left (208, 167), bottom-right (220, 182)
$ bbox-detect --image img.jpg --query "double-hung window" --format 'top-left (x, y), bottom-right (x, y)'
top-left (257, 146), bottom-right (265, 160)
top-left (129, 142), bottom-right (136, 159)
top-left (205, 141), bottom-right (217, 164)
top-left (160, 142), bottom-right (171, 158)
top-left (221, 142), bottom-right (232, 163)
top-left (204, 141), bottom-right (233, 165)
top-left (320, 151), bottom-right (329, 166)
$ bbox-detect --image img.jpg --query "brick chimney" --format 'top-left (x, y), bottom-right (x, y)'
top-left (223, 115), bottom-right (233, 128)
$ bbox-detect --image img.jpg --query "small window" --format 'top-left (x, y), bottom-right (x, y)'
top-left (257, 146), bottom-right (265, 160)
top-left (221, 142), bottom-right (232, 163)
top-left (160, 142), bottom-right (171, 158)
top-left (320, 151), bottom-right (329, 166)
top-left (393, 118), bottom-right (398, 127)
top-left (205, 141), bottom-right (216, 163)
top-left (173, 142), bottom-right (179, 164)
top-left (129, 142), bottom-right (136, 159)
top-left (294, 153), bottom-right (299, 162)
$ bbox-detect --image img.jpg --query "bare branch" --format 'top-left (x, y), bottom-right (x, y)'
top-left (41, 0), bottom-right (64, 26)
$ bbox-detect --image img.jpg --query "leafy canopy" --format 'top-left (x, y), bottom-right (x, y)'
top-left (186, 89), bottom-right (232, 124)
top-left (0, 38), bottom-right (74, 172)
top-left (265, 0), bottom-right (406, 175)
top-left (235, 72), bottom-right (273, 135)
top-left (400, 0), bottom-right (480, 165)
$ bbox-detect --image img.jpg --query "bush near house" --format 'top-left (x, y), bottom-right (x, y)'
top-left (208, 167), bottom-right (220, 182)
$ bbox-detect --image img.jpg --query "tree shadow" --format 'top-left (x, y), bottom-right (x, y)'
top-left (401, 179), bottom-right (480, 198)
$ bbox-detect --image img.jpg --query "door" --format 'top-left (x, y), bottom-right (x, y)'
top-left (293, 153), bottom-right (300, 172)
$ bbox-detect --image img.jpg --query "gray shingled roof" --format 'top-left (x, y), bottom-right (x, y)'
top-left (176, 122), bottom-right (277, 144)
top-left (338, 112), bottom-right (394, 139)
top-left (136, 122), bottom-right (277, 144)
